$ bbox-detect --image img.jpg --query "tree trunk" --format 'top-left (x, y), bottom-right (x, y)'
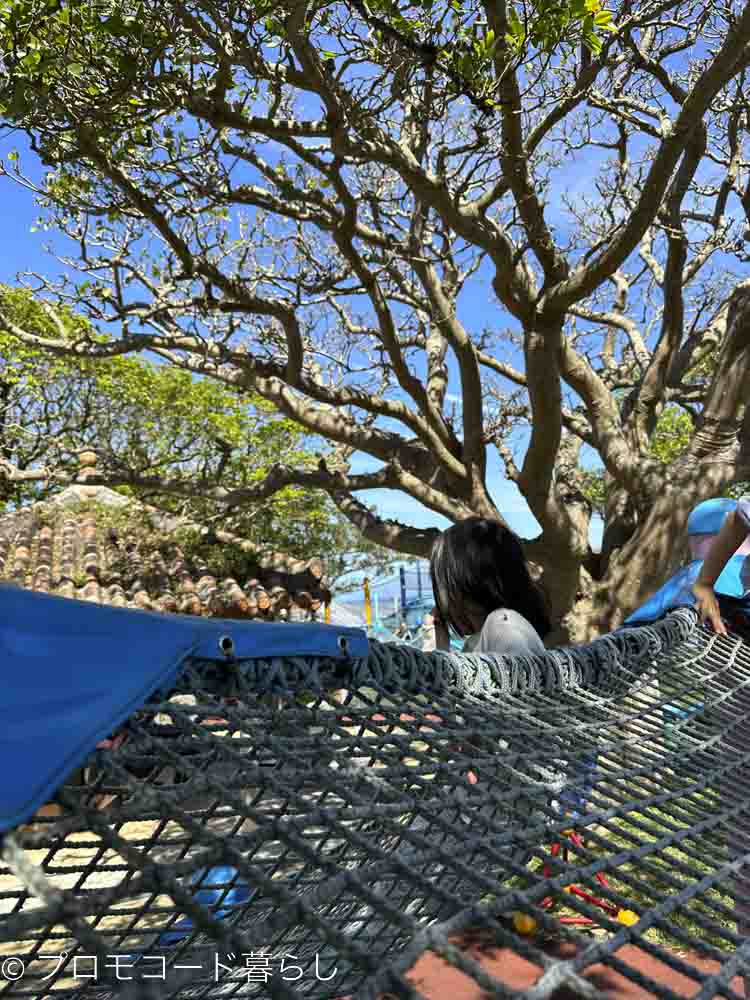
top-left (599, 481), bottom-right (638, 569)
top-left (527, 533), bottom-right (590, 646)
top-left (589, 482), bottom-right (726, 637)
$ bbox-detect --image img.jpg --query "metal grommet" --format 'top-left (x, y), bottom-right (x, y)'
top-left (219, 635), bottom-right (235, 658)
top-left (338, 635), bottom-right (349, 654)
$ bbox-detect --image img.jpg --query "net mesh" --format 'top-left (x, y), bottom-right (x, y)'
top-left (3, 608), bottom-right (750, 999)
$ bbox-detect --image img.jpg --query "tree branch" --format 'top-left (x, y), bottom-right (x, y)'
top-left (329, 491), bottom-right (441, 558)
top-left (557, 338), bottom-right (657, 495)
top-left (687, 283), bottom-right (750, 460)
top-left (547, 7), bottom-right (750, 309)
top-left (409, 255), bottom-right (486, 479)
top-left (483, 0), bottom-right (568, 283)
top-left (625, 124), bottom-right (706, 447)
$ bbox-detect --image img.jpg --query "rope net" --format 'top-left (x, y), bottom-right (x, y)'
top-left (2, 609), bottom-right (750, 999)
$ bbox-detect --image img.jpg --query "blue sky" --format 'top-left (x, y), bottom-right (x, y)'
top-left (0, 127), bottom-right (606, 547)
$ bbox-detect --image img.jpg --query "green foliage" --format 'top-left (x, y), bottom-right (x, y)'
top-left (726, 481), bottom-right (750, 501)
top-left (0, 286), bottom-right (379, 575)
top-left (647, 407), bottom-right (692, 465)
top-left (579, 466), bottom-right (607, 517)
top-left (0, 285), bottom-right (302, 493)
top-left (0, 0), bottom-right (616, 128)
top-left (0, 0), bottom-right (171, 126)
top-left (580, 406), bottom-right (693, 517)
top-left (504, 0), bottom-right (616, 59)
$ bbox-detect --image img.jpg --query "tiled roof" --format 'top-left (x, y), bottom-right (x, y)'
top-left (0, 462), bottom-right (329, 621)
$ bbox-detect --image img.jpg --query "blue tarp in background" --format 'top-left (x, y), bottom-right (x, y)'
top-left (624, 555), bottom-right (749, 625)
top-left (0, 585), bottom-right (368, 833)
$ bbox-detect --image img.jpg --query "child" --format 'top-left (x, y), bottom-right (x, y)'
top-left (429, 516), bottom-right (551, 655)
top-left (692, 498), bottom-right (750, 634)
top-left (429, 517), bottom-right (594, 821)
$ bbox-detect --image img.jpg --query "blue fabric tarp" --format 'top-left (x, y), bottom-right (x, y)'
top-left (0, 585), bottom-right (368, 833)
top-left (624, 554), bottom-right (750, 627)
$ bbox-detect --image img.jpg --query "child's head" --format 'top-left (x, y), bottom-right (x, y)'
top-left (688, 499), bottom-right (750, 560)
top-left (429, 516), bottom-right (552, 640)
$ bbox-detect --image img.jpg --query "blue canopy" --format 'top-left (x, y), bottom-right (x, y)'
top-left (0, 585), bottom-right (368, 833)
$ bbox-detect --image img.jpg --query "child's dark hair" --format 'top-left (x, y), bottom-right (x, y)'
top-left (429, 516), bottom-right (552, 640)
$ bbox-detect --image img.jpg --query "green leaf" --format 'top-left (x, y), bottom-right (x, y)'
top-left (507, 7), bottom-right (525, 40)
top-left (21, 49), bottom-right (41, 68)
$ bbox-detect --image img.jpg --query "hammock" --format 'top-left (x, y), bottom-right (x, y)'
top-left (2, 601), bottom-right (750, 999)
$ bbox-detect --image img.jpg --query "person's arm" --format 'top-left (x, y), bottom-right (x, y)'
top-left (428, 608), bottom-right (451, 651)
top-left (693, 509), bottom-right (750, 634)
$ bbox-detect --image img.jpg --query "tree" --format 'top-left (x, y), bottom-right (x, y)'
top-left (0, 285), bottom-right (390, 580)
top-left (321, 522), bottom-right (400, 593)
top-left (1, 0), bottom-right (750, 639)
